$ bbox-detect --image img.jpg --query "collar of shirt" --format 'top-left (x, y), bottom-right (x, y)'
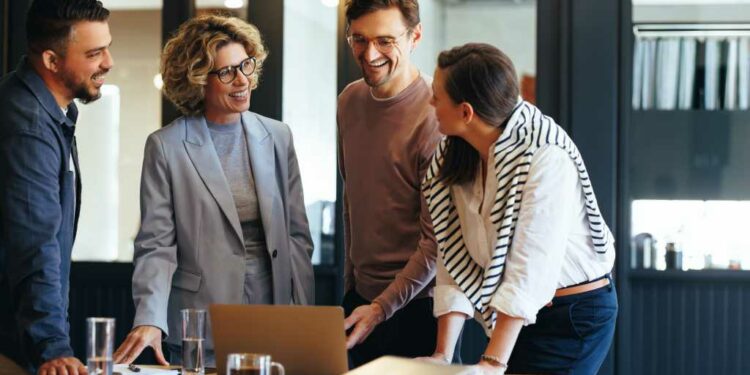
top-left (16, 56), bottom-right (78, 132)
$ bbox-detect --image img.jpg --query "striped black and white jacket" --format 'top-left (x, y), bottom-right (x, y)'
top-left (421, 101), bottom-right (614, 334)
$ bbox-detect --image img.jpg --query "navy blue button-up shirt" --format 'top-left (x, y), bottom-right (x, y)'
top-left (0, 58), bottom-right (82, 371)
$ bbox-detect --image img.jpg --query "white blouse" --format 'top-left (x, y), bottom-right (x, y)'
top-left (433, 145), bottom-right (615, 326)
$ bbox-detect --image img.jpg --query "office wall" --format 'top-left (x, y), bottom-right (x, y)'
top-left (72, 10), bottom-right (162, 261)
top-left (282, 0), bottom-right (338, 207)
top-left (411, 0), bottom-right (444, 76)
top-left (634, 4), bottom-right (750, 22)
top-left (74, 87), bottom-right (121, 261)
top-left (415, 0), bottom-right (537, 80)
top-left (107, 10), bottom-right (162, 261)
top-left (443, 1), bottom-right (537, 78)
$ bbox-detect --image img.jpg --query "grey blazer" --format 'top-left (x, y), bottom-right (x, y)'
top-left (131, 111), bottom-right (314, 347)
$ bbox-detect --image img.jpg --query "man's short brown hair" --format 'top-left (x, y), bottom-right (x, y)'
top-left (26, 0), bottom-right (110, 56)
top-left (345, 0), bottom-right (420, 31)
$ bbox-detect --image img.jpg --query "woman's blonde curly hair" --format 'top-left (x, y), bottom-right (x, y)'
top-left (160, 14), bottom-right (267, 115)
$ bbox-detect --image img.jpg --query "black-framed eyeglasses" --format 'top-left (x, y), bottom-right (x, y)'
top-left (209, 57), bottom-right (257, 84)
top-left (346, 29), bottom-right (410, 54)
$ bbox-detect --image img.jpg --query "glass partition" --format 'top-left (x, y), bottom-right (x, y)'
top-left (283, 0), bottom-right (338, 265)
top-left (73, 5), bottom-right (163, 262)
top-left (416, 0), bottom-right (537, 103)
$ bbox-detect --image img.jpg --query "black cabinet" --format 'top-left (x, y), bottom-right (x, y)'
top-left (629, 110), bottom-right (750, 200)
top-left (620, 7), bottom-right (750, 375)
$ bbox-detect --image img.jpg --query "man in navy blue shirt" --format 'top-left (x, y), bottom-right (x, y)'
top-left (0, 1), bottom-right (113, 374)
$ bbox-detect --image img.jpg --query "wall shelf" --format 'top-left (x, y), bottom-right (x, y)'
top-left (628, 109), bottom-right (750, 200)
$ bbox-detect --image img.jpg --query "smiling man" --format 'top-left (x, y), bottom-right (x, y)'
top-left (0, 1), bottom-right (113, 374)
top-left (337, 0), bottom-right (444, 367)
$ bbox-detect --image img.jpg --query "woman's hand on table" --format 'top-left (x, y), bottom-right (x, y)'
top-left (113, 325), bottom-right (168, 365)
top-left (468, 360), bottom-right (506, 375)
top-left (415, 352), bottom-right (451, 365)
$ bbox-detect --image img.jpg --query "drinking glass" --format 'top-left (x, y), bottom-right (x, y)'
top-left (226, 353), bottom-right (285, 375)
top-left (87, 317), bottom-right (115, 375)
top-left (181, 309), bottom-right (207, 375)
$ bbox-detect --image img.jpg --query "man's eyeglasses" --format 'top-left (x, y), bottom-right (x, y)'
top-left (346, 29), bottom-right (410, 54)
top-left (209, 57), bottom-right (257, 84)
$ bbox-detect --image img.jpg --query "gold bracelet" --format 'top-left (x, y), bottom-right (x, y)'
top-left (480, 354), bottom-right (508, 369)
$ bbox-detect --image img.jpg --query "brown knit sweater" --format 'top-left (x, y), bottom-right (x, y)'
top-left (337, 74), bottom-right (441, 319)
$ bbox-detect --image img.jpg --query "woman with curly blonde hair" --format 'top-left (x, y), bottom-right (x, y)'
top-left (113, 14), bottom-right (314, 366)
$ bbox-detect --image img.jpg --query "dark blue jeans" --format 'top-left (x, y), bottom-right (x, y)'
top-left (507, 280), bottom-right (618, 374)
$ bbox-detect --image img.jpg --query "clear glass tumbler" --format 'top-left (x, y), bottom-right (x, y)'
top-left (86, 317), bottom-right (115, 375)
top-left (181, 309), bottom-right (207, 375)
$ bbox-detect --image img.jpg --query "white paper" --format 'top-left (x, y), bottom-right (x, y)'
top-left (633, 37), bottom-right (645, 109)
top-left (641, 39), bottom-right (658, 110)
top-left (112, 364), bottom-right (179, 375)
top-left (678, 38), bottom-right (697, 110)
top-left (738, 37), bottom-right (750, 110)
top-left (656, 38), bottom-right (681, 110)
top-left (704, 38), bottom-right (720, 110)
top-left (724, 38), bottom-right (739, 110)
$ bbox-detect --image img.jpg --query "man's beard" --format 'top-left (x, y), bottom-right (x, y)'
top-left (362, 71), bottom-right (389, 88)
top-left (359, 58), bottom-right (391, 88)
top-left (60, 68), bottom-right (104, 104)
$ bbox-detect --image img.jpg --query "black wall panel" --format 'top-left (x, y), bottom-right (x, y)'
top-left (630, 272), bottom-right (750, 375)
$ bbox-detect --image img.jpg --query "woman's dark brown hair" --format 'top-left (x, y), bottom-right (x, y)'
top-left (437, 43), bottom-right (520, 185)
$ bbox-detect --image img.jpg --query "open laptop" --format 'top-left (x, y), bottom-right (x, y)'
top-left (210, 304), bottom-right (349, 375)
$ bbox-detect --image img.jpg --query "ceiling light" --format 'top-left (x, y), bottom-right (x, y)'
top-left (321, 0), bottom-right (339, 7)
top-left (224, 0), bottom-right (244, 9)
top-left (153, 74), bottom-right (163, 90)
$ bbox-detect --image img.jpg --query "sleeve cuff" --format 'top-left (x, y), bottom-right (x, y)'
top-left (372, 296), bottom-right (396, 321)
top-left (433, 285), bottom-right (474, 318)
top-left (489, 283), bottom-right (546, 326)
top-left (39, 339), bottom-right (74, 363)
top-left (133, 308), bottom-right (169, 338)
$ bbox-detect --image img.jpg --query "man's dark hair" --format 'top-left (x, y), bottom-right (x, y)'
top-left (437, 43), bottom-right (520, 186)
top-left (26, 0), bottom-right (110, 56)
top-left (345, 0), bottom-right (420, 32)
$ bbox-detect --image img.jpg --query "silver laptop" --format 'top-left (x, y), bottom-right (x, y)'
top-left (210, 304), bottom-right (349, 375)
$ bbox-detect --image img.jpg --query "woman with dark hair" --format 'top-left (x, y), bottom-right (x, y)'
top-left (421, 43), bottom-right (617, 374)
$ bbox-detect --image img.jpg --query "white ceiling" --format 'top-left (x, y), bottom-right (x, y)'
top-left (633, 0), bottom-right (750, 4)
top-left (101, 0), bottom-right (240, 10)
top-left (102, 0), bottom-right (750, 10)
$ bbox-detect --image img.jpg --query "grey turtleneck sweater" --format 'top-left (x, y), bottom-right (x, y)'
top-left (207, 118), bottom-right (272, 304)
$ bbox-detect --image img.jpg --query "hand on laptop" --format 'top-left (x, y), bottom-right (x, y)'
top-left (344, 303), bottom-right (385, 349)
top-left (113, 325), bottom-right (169, 365)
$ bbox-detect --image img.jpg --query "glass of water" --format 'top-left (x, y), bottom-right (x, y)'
top-left (226, 353), bottom-right (285, 375)
top-left (181, 309), bottom-right (207, 375)
top-left (87, 317), bottom-right (115, 375)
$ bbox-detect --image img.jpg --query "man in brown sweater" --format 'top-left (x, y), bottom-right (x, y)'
top-left (338, 0), bottom-right (443, 367)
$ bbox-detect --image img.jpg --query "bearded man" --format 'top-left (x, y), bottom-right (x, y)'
top-left (0, 1), bottom-right (114, 374)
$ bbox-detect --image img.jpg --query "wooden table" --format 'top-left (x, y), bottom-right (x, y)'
top-left (0, 354), bottom-right (28, 375)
